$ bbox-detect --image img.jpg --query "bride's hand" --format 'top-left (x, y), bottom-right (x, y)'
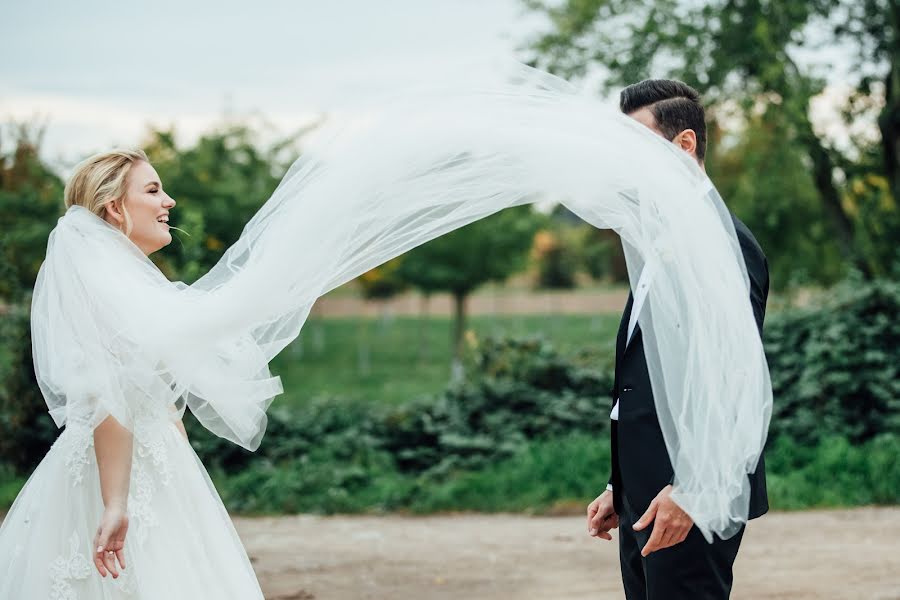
top-left (93, 504), bottom-right (129, 578)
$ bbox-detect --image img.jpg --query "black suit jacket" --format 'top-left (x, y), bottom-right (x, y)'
top-left (608, 213), bottom-right (770, 521)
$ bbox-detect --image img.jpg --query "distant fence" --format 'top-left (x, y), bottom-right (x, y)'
top-left (314, 288), bottom-right (631, 318)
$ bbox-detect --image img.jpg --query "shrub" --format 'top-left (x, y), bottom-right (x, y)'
top-left (764, 277), bottom-right (900, 444)
top-left (0, 303), bottom-right (57, 473)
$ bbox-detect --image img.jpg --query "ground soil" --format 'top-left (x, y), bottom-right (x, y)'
top-left (237, 507), bottom-right (900, 600)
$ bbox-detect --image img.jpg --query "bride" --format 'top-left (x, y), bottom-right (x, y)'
top-left (0, 63), bottom-right (771, 598)
top-left (0, 150), bottom-right (268, 598)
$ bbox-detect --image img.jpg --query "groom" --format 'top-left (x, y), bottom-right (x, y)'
top-left (586, 80), bottom-right (770, 599)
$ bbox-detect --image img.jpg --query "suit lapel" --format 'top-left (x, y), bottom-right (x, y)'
top-left (615, 293), bottom-right (633, 366)
top-left (626, 319), bottom-right (642, 351)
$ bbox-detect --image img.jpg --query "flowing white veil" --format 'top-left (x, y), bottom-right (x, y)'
top-left (32, 63), bottom-right (771, 541)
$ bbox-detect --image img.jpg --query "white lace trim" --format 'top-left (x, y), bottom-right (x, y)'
top-left (128, 416), bottom-right (173, 546)
top-left (48, 532), bottom-right (91, 600)
top-left (59, 424), bottom-right (94, 486)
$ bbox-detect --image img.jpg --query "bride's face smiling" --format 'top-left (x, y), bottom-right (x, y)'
top-left (105, 161), bottom-right (176, 255)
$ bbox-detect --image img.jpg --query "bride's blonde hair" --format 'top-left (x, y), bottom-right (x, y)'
top-left (64, 149), bottom-right (149, 235)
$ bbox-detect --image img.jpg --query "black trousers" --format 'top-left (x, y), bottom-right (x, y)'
top-left (618, 494), bottom-right (744, 600)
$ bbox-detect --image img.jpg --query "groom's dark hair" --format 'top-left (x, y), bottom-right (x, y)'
top-left (619, 79), bottom-right (707, 160)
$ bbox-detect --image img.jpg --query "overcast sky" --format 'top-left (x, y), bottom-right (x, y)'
top-left (1, 1), bottom-right (861, 170)
top-left (1, 1), bottom-right (545, 167)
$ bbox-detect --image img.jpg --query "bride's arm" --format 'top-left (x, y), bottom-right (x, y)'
top-left (168, 403), bottom-right (189, 441)
top-left (92, 415), bottom-right (132, 579)
top-left (95, 415), bottom-right (132, 508)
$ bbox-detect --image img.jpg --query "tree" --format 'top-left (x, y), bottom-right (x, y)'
top-left (713, 107), bottom-right (845, 285)
top-left (539, 199), bottom-right (630, 284)
top-left (0, 123), bottom-right (64, 303)
top-left (397, 206), bottom-right (539, 373)
top-left (580, 226), bottom-right (628, 283)
top-left (530, 206), bottom-right (581, 290)
top-left (832, 0), bottom-right (900, 275)
top-left (835, 0), bottom-right (898, 209)
top-left (523, 0), bottom-right (897, 280)
top-left (358, 258), bottom-right (408, 304)
top-left (142, 123), bottom-right (299, 282)
top-left (532, 229), bottom-right (578, 289)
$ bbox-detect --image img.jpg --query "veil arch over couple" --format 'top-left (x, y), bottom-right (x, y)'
top-left (0, 63), bottom-right (772, 600)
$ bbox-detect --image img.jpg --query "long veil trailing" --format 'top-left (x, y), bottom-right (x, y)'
top-left (32, 63), bottom-right (771, 541)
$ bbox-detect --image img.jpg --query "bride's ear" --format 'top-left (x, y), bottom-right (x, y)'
top-left (104, 199), bottom-right (126, 227)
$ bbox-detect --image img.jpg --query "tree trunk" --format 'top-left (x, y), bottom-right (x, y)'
top-left (798, 115), bottom-right (873, 278)
top-left (880, 1), bottom-right (900, 207)
top-left (418, 293), bottom-right (431, 364)
top-left (451, 291), bottom-right (468, 382)
top-left (452, 291), bottom-right (468, 360)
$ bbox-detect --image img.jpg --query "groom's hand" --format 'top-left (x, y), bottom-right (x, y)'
top-left (587, 490), bottom-right (618, 541)
top-left (632, 485), bottom-right (693, 556)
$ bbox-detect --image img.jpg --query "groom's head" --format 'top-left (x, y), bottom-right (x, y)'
top-left (620, 79), bottom-right (707, 167)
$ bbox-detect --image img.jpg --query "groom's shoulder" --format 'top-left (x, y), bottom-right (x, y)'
top-left (729, 212), bottom-right (765, 261)
top-left (729, 213), bottom-right (769, 289)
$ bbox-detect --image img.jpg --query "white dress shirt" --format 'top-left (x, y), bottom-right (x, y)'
top-left (610, 262), bottom-right (655, 422)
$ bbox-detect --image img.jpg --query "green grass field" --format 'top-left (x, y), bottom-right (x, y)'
top-left (270, 314), bottom-right (621, 406)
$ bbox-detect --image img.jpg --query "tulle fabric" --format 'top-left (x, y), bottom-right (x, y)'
top-left (30, 62), bottom-right (771, 541)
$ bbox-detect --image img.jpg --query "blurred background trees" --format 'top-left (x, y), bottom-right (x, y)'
top-left (0, 124), bottom-right (64, 304)
top-left (397, 206), bottom-right (539, 374)
top-left (524, 0), bottom-right (899, 282)
top-left (142, 124), bottom-right (298, 282)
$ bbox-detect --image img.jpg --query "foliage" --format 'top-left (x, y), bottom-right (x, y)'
top-left (206, 433), bottom-right (900, 515)
top-left (711, 107), bottom-right (845, 286)
top-left (397, 206), bottom-right (539, 298)
top-left (841, 174), bottom-right (900, 278)
top-left (766, 434), bottom-right (900, 509)
top-left (531, 229), bottom-right (579, 289)
top-left (182, 335), bottom-right (616, 514)
top-left (189, 335), bottom-right (614, 475)
top-left (397, 206), bottom-right (540, 358)
top-left (580, 226), bottom-right (628, 283)
top-left (0, 125), bottom-right (65, 302)
top-left (0, 303), bottom-right (58, 473)
top-left (142, 124), bottom-right (297, 282)
top-left (0, 464), bottom-right (27, 510)
top-left (523, 0), bottom-right (898, 283)
top-left (765, 277), bottom-right (900, 444)
top-left (403, 433), bottom-right (611, 513)
top-left (202, 290), bottom-right (900, 513)
top-left (378, 337), bottom-right (613, 475)
top-left (358, 257), bottom-right (408, 300)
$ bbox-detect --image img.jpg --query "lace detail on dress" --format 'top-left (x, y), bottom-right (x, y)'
top-left (48, 531), bottom-right (91, 600)
top-left (113, 557), bottom-right (137, 595)
top-left (58, 424), bottom-right (94, 486)
top-left (127, 414), bottom-right (174, 546)
top-left (128, 458), bottom-right (158, 547)
top-left (135, 417), bottom-right (172, 486)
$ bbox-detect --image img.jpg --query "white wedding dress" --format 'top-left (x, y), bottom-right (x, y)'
top-left (0, 398), bottom-right (264, 599)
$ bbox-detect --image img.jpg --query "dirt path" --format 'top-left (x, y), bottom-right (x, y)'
top-left (237, 507), bottom-right (900, 600)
